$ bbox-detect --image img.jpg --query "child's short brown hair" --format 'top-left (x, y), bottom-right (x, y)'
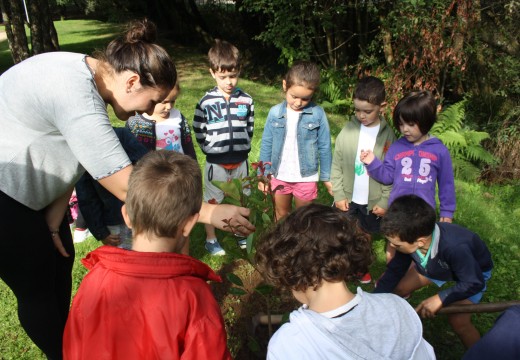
top-left (126, 150), bottom-right (202, 239)
top-left (353, 76), bottom-right (386, 105)
top-left (255, 204), bottom-right (374, 291)
top-left (208, 39), bottom-right (241, 72)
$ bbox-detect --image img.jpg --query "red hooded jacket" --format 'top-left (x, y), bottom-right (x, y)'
top-left (63, 246), bottom-right (232, 360)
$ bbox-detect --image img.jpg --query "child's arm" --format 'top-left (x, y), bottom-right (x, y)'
top-left (335, 199), bottom-right (349, 211)
top-left (323, 181), bottom-right (333, 196)
top-left (182, 308), bottom-right (232, 360)
top-left (258, 111), bottom-right (275, 176)
top-left (247, 99), bottom-right (255, 141)
top-left (360, 146), bottom-right (396, 185)
top-left (331, 133), bottom-right (349, 209)
top-left (192, 102), bottom-right (207, 148)
top-left (76, 173), bottom-right (121, 246)
top-left (373, 251), bottom-right (413, 293)
top-left (415, 294), bottom-right (443, 318)
top-left (258, 182), bottom-right (267, 193)
top-left (317, 110), bottom-right (332, 183)
top-left (436, 244), bottom-right (489, 306)
top-left (416, 244), bottom-right (487, 318)
top-left (372, 182), bottom-right (392, 216)
top-left (179, 112), bottom-right (198, 160)
top-left (437, 146), bottom-right (456, 220)
top-left (371, 205), bottom-right (386, 217)
top-left (360, 149), bottom-right (376, 164)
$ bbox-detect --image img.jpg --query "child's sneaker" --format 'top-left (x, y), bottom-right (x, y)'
top-left (205, 239), bottom-right (226, 256)
top-left (237, 238), bottom-right (247, 249)
top-left (73, 228), bottom-right (90, 243)
top-left (359, 272), bottom-right (372, 284)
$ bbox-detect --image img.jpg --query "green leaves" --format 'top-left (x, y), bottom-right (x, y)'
top-left (211, 179), bottom-right (243, 203)
top-left (431, 100), bottom-right (496, 181)
top-left (226, 273), bottom-right (245, 287)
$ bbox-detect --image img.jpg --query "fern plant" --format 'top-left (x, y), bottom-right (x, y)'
top-left (431, 100), bottom-right (496, 181)
top-left (318, 69), bottom-right (353, 114)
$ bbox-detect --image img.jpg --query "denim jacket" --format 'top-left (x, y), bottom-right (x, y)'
top-left (259, 101), bottom-right (332, 181)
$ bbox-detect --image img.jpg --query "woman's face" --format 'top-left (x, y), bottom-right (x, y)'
top-left (110, 71), bottom-right (170, 120)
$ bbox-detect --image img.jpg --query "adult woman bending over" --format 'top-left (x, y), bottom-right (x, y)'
top-left (0, 19), bottom-right (252, 359)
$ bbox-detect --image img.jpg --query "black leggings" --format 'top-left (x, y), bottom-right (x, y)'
top-left (0, 191), bottom-right (75, 360)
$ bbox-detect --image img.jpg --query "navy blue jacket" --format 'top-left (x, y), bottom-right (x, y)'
top-left (462, 306), bottom-right (520, 360)
top-left (75, 127), bottom-right (149, 241)
top-left (375, 222), bottom-right (493, 305)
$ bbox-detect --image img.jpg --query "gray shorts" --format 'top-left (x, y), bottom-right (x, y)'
top-left (203, 161), bottom-right (250, 203)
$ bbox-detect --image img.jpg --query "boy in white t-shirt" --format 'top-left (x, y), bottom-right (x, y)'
top-left (331, 76), bottom-right (396, 283)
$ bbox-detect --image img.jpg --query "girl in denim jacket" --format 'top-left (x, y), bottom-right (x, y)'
top-left (259, 61), bottom-right (332, 220)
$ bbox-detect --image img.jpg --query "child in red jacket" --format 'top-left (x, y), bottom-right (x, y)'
top-left (64, 150), bottom-right (231, 360)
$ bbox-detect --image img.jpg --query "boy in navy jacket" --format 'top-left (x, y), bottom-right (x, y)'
top-left (375, 194), bottom-right (493, 349)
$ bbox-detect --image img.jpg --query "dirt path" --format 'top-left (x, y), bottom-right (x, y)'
top-left (0, 30), bottom-right (6, 42)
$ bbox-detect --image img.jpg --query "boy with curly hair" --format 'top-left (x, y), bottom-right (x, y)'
top-left (255, 204), bottom-right (435, 360)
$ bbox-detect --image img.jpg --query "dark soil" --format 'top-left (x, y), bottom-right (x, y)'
top-left (211, 260), bottom-right (299, 359)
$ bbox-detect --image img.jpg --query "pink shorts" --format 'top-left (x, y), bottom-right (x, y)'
top-left (270, 178), bottom-right (318, 201)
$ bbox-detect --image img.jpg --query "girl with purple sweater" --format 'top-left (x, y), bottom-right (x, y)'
top-left (360, 91), bottom-right (455, 260)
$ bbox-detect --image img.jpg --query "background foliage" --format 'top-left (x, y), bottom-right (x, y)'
top-left (0, 2), bottom-right (519, 358)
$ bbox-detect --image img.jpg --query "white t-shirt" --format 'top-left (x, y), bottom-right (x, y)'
top-left (0, 52), bottom-right (130, 210)
top-left (145, 109), bottom-right (184, 153)
top-left (352, 124), bottom-right (380, 205)
top-left (276, 107), bottom-right (319, 182)
top-left (267, 289), bottom-right (435, 360)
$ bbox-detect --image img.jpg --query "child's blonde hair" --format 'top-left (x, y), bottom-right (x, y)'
top-left (284, 61), bottom-right (320, 91)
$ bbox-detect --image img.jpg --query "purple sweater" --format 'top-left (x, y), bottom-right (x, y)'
top-left (365, 136), bottom-right (456, 218)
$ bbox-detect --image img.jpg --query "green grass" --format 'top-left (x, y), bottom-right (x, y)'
top-left (0, 20), bottom-right (122, 75)
top-left (0, 19), bottom-right (519, 360)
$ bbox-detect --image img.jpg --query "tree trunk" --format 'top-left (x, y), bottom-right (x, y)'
top-left (27, 0), bottom-right (59, 55)
top-left (1, 0), bottom-right (30, 63)
top-left (381, 26), bottom-right (394, 65)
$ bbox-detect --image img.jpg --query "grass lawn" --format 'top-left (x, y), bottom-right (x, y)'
top-left (0, 19), bottom-right (519, 360)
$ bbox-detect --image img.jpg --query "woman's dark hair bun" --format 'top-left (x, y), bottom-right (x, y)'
top-left (124, 18), bottom-right (157, 44)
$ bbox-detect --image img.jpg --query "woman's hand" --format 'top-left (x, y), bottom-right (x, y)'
top-left (46, 188), bottom-right (73, 257)
top-left (199, 202), bottom-right (255, 236)
top-left (50, 231), bottom-right (70, 258)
